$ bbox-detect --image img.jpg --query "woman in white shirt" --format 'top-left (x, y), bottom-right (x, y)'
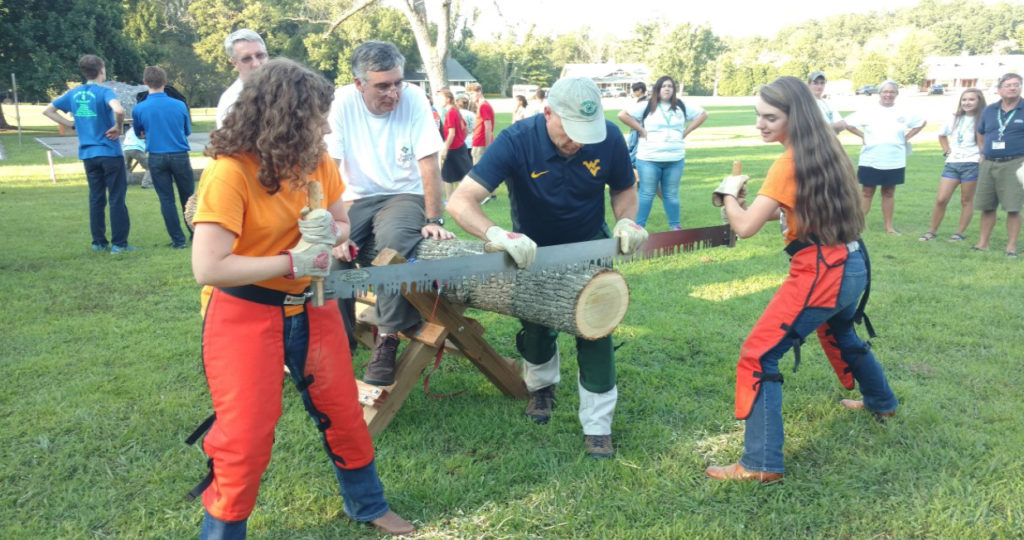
top-left (921, 88), bottom-right (986, 242)
top-left (845, 80), bottom-right (926, 235)
top-left (617, 76), bottom-right (707, 230)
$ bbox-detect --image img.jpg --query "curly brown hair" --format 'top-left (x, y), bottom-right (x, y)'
top-left (205, 58), bottom-right (334, 194)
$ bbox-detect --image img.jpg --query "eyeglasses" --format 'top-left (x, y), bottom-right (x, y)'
top-left (1001, 83), bottom-right (1022, 89)
top-left (236, 51), bottom-right (268, 65)
top-left (371, 81), bottom-right (407, 96)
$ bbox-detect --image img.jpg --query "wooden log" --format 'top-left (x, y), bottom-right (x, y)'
top-left (413, 239), bottom-right (629, 340)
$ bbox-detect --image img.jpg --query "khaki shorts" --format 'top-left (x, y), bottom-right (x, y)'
top-left (975, 157), bottom-right (1024, 212)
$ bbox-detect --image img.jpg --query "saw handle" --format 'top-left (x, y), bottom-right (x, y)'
top-left (304, 181), bottom-right (325, 307)
top-left (731, 160), bottom-right (742, 176)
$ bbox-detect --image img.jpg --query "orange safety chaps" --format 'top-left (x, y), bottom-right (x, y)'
top-left (735, 244), bottom-right (857, 419)
top-left (194, 289), bottom-right (373, 522)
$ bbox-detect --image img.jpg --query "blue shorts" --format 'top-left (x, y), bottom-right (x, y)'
top-left (858, 166), bottom-right (905, 186)
top-left (941, 162), bottom-right (979, 182)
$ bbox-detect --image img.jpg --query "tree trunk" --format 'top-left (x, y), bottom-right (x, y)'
top-left (414, 239), bottom-right (630, 340)
top-left (0, 103), bottom-right (13, 129)
top-left (396, 0), bottom-right (451, 93)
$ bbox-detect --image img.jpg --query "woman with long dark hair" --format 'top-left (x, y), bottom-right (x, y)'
top-left (921, 88), bottom-right (986, 242)
top-left (705, 76), bottom-right (898, 483)
top-left (617, 75), bottom-right (707, 230)
top-left (190, 58), bottom-right (413, 537)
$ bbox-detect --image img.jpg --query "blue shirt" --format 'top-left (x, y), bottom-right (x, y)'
top-left (468, 115), bottom-right (634, 246)
top-left (132, 92), bottom-right (191, 154)
top-left (51, 84), bottom-right (122, 159)
top-left (977, 99), bottom-right (1024, 158)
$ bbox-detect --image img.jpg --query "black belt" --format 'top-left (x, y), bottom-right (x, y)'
top-left (218, 284), bottom-right (311, 306)
top-left (988, 154), bottom-right (1024, 162)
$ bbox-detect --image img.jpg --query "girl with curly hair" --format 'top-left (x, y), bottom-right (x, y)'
top-left (190, 58), bottom-right (413, 537)
top-left (705, 76), bottom-right (898, 483)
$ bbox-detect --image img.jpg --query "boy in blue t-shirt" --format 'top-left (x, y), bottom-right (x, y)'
top-left (43, 54), bottom-right (134, 253)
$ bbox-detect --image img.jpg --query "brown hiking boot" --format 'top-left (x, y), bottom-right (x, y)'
top-left (584, 434), bottom-right (614, 459)
top-left (524, 385), bottom-right (555, 424)
top-left (364, 333), bottom-right (399, 386)
top-left (369, 509), bottom-right (415, 536)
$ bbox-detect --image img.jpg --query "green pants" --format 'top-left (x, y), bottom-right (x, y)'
top-left (517, 320), bottom-right (615, 393)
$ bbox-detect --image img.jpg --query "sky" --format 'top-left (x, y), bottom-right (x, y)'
top-left (460, 0), bottom-right (1017, 39)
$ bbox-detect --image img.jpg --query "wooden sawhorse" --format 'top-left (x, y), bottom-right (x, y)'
top-left (350, 249), bottom-right (529, 437)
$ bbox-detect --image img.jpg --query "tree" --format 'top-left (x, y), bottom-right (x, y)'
top-left (852, 52), bottom-right (890, 87)
top-left (649, 24), bottom-right (724, 95)
top-left (0, 0), bottom-right (142, 101)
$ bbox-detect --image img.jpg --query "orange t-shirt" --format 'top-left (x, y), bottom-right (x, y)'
top-left (194, 152), bottom-right (344, 315)
top-left (757, 149), bottom-right (801, 243)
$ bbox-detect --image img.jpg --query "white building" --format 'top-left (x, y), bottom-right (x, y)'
top-left (924, 55), bottom-right (1024, 91)
top-left (558, 63), bottom-right (652, 95)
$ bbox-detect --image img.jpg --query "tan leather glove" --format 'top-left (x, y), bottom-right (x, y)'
top-left (612, 218), bottom-right (649, 255)
top-left (712, 175), bottom-right (750, 207)
top-left (283, 240), bottom-right (332, 279)
top-left (484, 226), bottom-right (537, 268)
top-left (298, 208), bottom-right (341, 246)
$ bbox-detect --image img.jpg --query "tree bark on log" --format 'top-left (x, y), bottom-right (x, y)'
top-left (413, 239), bottom-right (629, 340)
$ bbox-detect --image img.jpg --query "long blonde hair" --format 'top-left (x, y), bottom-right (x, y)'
top-left (759, 76), bottom-right (864, 245)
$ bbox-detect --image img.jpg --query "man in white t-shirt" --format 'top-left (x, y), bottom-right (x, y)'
top-left (808, 71), bottom-right (846, 133)
top-left (215, 29), bottom-right (268, 129)
top-left (325, 40), bottom-right (453, 386)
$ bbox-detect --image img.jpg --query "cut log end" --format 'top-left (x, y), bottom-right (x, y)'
top-left (574, 269), bottom-right (630, 340)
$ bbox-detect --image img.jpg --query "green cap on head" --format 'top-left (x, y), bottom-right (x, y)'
top-left (547, 77), bottom-right (606, 144)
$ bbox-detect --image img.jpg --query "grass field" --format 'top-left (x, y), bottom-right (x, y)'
top-left (2, 104), bottom-right (1023, 539)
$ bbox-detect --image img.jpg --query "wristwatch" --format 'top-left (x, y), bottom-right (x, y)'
top-left (426, 217), bottom-right (445, 226)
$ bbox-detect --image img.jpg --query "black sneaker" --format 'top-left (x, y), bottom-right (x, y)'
top-left (584, 434), bottom-right (614, 459)
top-left (364, 333), bottom-right (399, 386)
top-left (168, 242), bottom-right (188, 249)
top-left (524, 385), bottom-right (555, 424)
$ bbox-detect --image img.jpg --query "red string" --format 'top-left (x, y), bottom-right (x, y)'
top-left (422, 281), bottom-right (465, 399)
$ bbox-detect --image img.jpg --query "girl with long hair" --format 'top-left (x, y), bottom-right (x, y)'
top-left (617, 75), bottom-right (707, 230)
top-left (190, 58), bottom-right (413, 537)
top-left (436, 88), bottom-right (472, 200)
top-left (705, 76), bottom-right (898, 483)
top-left (512, 94), bottom-right (529, 122)
top-left (921, 88), bottom-right (986, 242)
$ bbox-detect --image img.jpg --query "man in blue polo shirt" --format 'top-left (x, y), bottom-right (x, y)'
top-left (975, 72), bottom-right (1024, 258)
top-left (43, 54), bottom-right (134, 253)
top-left (446, 77), bottom-right (648, 458)
top-left (133, 66), bottom-right (194, 249)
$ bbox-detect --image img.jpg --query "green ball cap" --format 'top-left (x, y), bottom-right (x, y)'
top-left (547, 77), bottom-right (607, 145)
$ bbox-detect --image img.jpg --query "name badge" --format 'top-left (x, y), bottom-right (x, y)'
top-left (993, 141), bottom-right (1006, 150)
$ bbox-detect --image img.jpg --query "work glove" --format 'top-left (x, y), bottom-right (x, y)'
top-left (711, 175), bottom-right (750, 208)
top-left (283, 240), bottom-right (332, 279)
top-left (298, 208), bottom-right (341, 246)
top-left (484, 226), bottom-right (537, 268)
top-left (612, 218), bottom-right (649, 255)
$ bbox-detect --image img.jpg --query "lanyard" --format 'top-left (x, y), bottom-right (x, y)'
top-left (997, 108), bottom-right (1017, 140)
top-left (658, 103), bottom-right (675, 125)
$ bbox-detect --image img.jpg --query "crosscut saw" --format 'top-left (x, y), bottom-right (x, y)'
top-left (322, 224), bottom-right (734, 299)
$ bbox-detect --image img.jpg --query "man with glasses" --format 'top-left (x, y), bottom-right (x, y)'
top-left (325, 41), bottom-right (452, 386)
top-left (975, 73), bottom-right (1024, 258)
top-left (215, 28), bottom-right (268, 129)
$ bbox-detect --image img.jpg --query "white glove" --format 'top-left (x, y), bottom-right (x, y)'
top-left (612, 218), bottom-right (649, 255)
top-left (484, 226), bottom-right (537, 268)
top-left (712, 175), bottom-right (750, 207)
top-left (1017, 163), bottom-right (1024, 190)
top-left (283, 240), bottom-right (332, 279)
top-left (298, 208), bottom-right (340, 246)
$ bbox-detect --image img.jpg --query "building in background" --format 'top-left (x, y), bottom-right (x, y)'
top-left (925, 55), bottom-right (1024, 93)
top-left (559, 63), bottom-right (652, 96)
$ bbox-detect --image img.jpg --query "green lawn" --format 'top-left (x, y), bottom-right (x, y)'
top-left (2, 105), bottom-right (1023, 538)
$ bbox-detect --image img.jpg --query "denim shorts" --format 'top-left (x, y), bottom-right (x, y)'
top-left (941, 161), bottom-right (979, 182)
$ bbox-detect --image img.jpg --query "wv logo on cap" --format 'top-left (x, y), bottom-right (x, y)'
top-left (579, 100), bottom-right (598, 117)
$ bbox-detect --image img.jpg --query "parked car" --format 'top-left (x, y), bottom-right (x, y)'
top-left (929, 84), bottom-right (945, 95)
top-left (601, 87), bottom-right (627, 98)
top-left (856, 84), bottom-right (880, 95)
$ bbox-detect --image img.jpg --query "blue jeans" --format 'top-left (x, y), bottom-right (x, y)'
top-left (82, 156), bottom-right (130, 247)
top-left (148, 152), bottom-right (195, 245)
top-left (635, 159), bottom-right (685, 228)
top-left (200, 312), bottom-right (389, 539)
top-left (740, 250), bottom-right (898, 473)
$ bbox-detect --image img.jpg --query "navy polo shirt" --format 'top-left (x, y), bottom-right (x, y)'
top-left (132, 92), bottom-right (191, 154)
top-left (977, 99), bottom-right (1024, 158)
top-left (468, 114), bottom-right (634, 247)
